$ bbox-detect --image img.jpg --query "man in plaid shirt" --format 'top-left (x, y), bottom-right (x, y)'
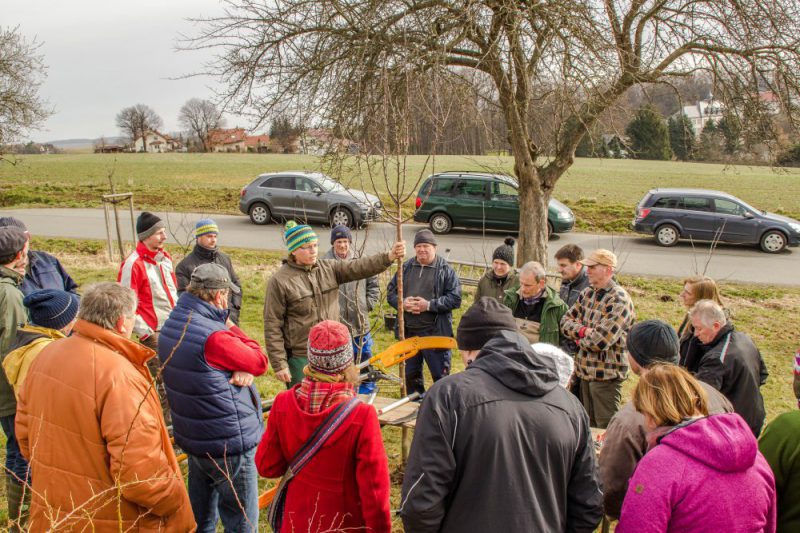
top-left (561, 249), bottom-right (635, 428)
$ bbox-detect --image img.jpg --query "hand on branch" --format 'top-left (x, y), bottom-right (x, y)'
top-left (388, 240), bottom-right (406, 262)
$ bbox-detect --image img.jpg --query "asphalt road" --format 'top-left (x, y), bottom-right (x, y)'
top-left (4, 208), bottom-right (798, 286)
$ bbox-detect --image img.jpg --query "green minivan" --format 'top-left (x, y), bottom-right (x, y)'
top-left (413, 172), bottom-right (575, 235)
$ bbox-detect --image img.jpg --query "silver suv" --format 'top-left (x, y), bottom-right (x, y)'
top-left (239, 171), bottom-right (382, 228)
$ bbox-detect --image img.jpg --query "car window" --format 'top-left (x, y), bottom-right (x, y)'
top-left (680, 197), bottom-right (712, 212)
top-left (652, 196), bottom-right (680, 209)
top-left (297, 178), bottom-right (320, 193)
top-left (490, 181), bottom-right (518, 201)
top-left (714, 199), bottom-right (745, 216)
top-left (454, 179), bottom-right (487, 199)
top-left (262, 176), bottom-right (294, 189)
top-left (428, 178), bottom-right (456, 196)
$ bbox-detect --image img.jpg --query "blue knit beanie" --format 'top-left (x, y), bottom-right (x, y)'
top-left (284, 221), bottom-right (318, 253)
top-left (23, 289), bottom-right (80, 330)
top-left (195, 218), bottom-right (219, 238)
top-left (330, 224), bottom-right (352, 244)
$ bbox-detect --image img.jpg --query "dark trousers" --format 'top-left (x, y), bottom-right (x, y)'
top-left (577, 376), bottom-right (624, 429)
top-left (404, 327), bottom-right (451, 396)
top-left (141, 332), bottom-right (172, 425)
top-left (1, 414), bottom-right (29, 484)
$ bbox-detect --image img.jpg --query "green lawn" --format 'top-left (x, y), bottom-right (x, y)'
top-left (2, 153), bottom-right (800, 233)
top-left (1, 236), bottom-right (798, 530)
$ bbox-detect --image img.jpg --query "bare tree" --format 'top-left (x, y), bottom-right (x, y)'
top-left (115, 104), bottom-right (163, 152)
top-left (0, 26), bottom-right (52, 161)
top-left (178, 98), bottom-right (225, 152)
top-left (190, 0), bottom-right (800, 264)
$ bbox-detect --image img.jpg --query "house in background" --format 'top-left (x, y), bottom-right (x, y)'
top-left (673, 96), bottom-right (725, 136)
top-left (245, 133), bottom-right (270, 153)
top-left (133, 130), bottom-right (182, 153)
top-left (208, 128), bottom-right (270, 152)
top-left (301, 128), bottom-right (357, 155)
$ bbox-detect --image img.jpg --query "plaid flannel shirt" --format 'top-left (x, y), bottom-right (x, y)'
top-left (560, 280), bottom-right (635, 381)
top-left (295, 379), bottom-right (356, 414)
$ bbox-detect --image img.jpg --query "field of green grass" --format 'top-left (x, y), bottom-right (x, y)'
top-left (1, 236), bottom-right (797, 530)
top-left (2, 153), bottom-right (800, 233)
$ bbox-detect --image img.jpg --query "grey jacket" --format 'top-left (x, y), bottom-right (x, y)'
top-left (401, 330), bottom-right (603, 533)
top-left (322, 247), bottom-right (379, 337)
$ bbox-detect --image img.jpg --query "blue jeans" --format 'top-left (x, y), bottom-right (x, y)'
top-left (404, 328), bottom-right (451, 396)
top-left (187, 447), bottom-right (259, 533)
top-left (0, 415), bottom-right (29, 484)
top-left (353, 333), bottom-right (376, 394)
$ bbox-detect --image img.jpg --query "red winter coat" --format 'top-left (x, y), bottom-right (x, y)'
top-left (256, 384), bottom-right (391, 533)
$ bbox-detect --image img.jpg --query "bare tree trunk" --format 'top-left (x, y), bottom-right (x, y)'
top-left (516, 165), bottom-right (550, 266)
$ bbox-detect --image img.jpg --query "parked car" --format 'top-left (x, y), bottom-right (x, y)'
top-left (413, 172), bottom-right (575, 235)
top-left (239, 171), bottom-right (382, 228)
top-left (633, 188), bottom-right (800, 253)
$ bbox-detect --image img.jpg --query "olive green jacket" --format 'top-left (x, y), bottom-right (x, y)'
top-left (0, 266), bottom-right (27, 416)
top-left (503, 285), bottom-right (567, 347)
top-left (475, 269), bottom-right (519, 303)
top-left (263, 252), bottom-right (392, 371)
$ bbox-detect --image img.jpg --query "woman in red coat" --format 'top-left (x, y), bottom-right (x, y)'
top-left (256, 320), bottom-right (392, 532)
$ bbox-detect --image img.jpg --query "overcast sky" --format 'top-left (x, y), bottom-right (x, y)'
top-left (7, 0), bottom-right (249, 142)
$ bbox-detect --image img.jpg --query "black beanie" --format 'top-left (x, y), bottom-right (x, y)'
top-left (330, 224), bottom-right (352, 244)
top-left (414, 229), bottom-right (437, 247)
top-left (457, 297), bottom-right (519, 350)
top-left (492, 237), bottom-right (515, 265)
top-left (626, 320), bottom-right (679, 368)
top-left (136, 212), bottom-right (165, 241)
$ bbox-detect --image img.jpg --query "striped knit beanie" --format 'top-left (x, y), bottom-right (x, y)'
top-left (308, 320), bottom-right (354, 374)
top-left (195, 218), bottom-right (219, 238)
top-left (284, 220), bottom-right (318, 253)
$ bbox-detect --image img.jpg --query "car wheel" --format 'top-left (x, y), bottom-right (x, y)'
top-left (655, 224), bottom-right (679, 247)
top-left (547, 221), bottom-right (554, 239)
top-left (248, 203), bottom-right (272, 225)
top-left (429, 213), bottom-right (452, 234)
top-left (760, 230), bottom-right (787, 253)
top-left (330, 206), bottom-right (354, 228)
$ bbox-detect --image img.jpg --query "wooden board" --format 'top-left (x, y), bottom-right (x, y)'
top-left (359, 394), bottom-right (419, 429)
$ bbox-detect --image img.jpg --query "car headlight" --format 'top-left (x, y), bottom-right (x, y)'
top-left (788, 222), bottom-right (800, 233)
top-left (374, 200), bottom-right (382, 209)
top-left (557, 211), bottom-right (573, 220)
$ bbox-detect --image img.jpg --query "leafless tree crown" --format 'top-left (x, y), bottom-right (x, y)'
top-left (178, 98), bottom-right (225, 151)
top-left (0, 26), bottom-right (52, 150)
top-left (191, 0), bottom-right (800, 263)
top-left (116, 104), bottom-right (164, 150)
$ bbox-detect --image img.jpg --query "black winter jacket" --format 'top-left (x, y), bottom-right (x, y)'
top-left (175, 244), bottom-right (243, 325)
top-left (681, 322), bottom-right (768, 435)
top-left (400, 331), bottom-right (603, 533)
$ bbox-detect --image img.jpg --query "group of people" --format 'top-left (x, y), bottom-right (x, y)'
top-left (0, 210), bottom-right (797, 532)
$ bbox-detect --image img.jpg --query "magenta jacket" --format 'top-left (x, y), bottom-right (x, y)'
top-left (617, 413), bottom-right (776, 533)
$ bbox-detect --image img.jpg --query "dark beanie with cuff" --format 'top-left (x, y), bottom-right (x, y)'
top-left (330, 224), bottom-right (352, 244)
top-left (626, 319), bottom-right (679, 367)
top-left (457, 296), bottom-right (519, 351)
top-left (492, 237), bottom-right (515, 265)
top-left (23, 289), bottom-right (80, 331)
top-left (136, 212), bottom-right (165, 241)
top-left (414, 229), bottom-right (437, 247)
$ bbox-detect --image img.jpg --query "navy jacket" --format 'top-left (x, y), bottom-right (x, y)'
top-left (387, 255), bottom-right (461, 338)
top-left (158, 293), bottom-right (263, 457)
top-left (20, 250), bottom-right (78, 296)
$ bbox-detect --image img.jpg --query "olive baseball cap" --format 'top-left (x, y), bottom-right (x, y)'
top-left (189, 263), bottom-right (240, 294)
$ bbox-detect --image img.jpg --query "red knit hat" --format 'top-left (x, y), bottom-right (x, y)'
top-left (307, 320), bottom-right (354, 374)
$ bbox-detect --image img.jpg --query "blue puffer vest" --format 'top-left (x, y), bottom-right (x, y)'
top-left (159, 292), bottom-right (263, 458)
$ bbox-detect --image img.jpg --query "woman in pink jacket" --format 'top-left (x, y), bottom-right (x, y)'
top-left (617, 365), bottom-right (776, 533)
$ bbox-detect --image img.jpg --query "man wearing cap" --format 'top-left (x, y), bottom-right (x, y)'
top-left (175, 218), bottom-right (243, 325)
top-left (599, 320), bottom-right (733, 519)
top-left (323, 225), bottom-right (380, 393)
top-left (0, 225), bottom-right (30, 531)
top-left (502, 260), bottom-right (567, 346)
top-left (159, 263), bottom-right (268, 531)
top-left (561, 248), bottom-right (635, 428)
top-left (387, 229), bottom-right (462, 396)
top-left (401, 297), bottom-right (602, 532)
top-left (0, 217), bottom-right (78, 296)
top-left (475, 237), bottom-right (518, 302)
top-left (264, 221), bottom-right (406, 387)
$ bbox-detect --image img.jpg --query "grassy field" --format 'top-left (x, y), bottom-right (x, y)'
top-left (0, 236), bottom-right (797, 530)
top-left (2, 153), bottom-right (800, 233)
